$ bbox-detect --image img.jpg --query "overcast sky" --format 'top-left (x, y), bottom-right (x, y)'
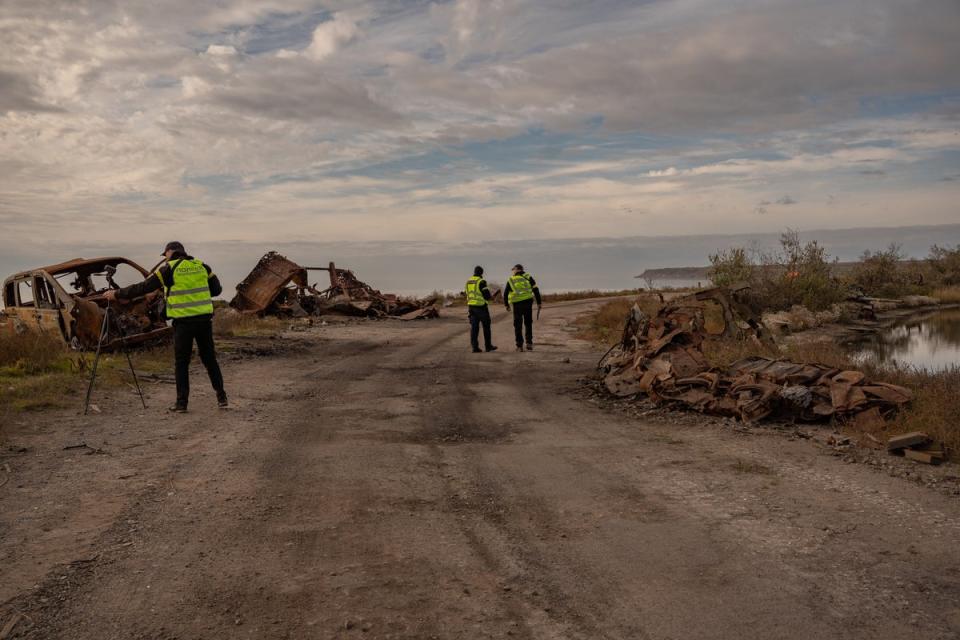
top-left (1, 0), bottom-right (958, 260)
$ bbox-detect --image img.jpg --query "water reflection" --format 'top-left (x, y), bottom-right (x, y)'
top-left (852, 309), bottom-right (960, 370)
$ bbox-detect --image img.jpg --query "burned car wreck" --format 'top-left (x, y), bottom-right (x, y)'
top-left (231, 251), bottom-right (439, 319)
top-left (0, 257), bottom-right (171, 351)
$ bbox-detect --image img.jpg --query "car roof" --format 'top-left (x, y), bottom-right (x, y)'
top-left (5, 257), bottom-right (150, 281)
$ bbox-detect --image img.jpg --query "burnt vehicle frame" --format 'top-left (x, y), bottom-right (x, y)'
top-left (1, 257), bottom-right (171, 351)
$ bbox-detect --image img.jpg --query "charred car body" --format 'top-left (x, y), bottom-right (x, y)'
top-left (0, 257), bottom-right (171, 350)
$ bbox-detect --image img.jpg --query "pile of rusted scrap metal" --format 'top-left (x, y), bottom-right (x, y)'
top-left (599, 286), bottom-right (912, 424)
top-left (230, 251), bottom-right (439, 320)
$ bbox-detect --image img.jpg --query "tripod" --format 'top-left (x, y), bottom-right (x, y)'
top-left (83, 300), bottom-right (147, 415)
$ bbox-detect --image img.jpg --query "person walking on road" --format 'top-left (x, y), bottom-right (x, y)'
top-left (465, 266), bottom-right (497, 353)
top-left (105, 241), bottom-right (227, 413)
top-left (503, 264), bottom-right (542, 352)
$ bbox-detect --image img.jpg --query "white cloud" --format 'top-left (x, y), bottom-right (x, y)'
top-left (646, 167), bottom-right (679, 177)
top-left (181, 75), bottom-right (211, 97)
top-left (306, 12), bottom-right (358, 61)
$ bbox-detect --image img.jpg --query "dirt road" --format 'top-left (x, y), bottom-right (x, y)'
top-left (2, 299), bottom-right (959, 639)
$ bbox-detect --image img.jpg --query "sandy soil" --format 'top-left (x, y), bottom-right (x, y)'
top-left (1, 299), bottom-right (958, 639)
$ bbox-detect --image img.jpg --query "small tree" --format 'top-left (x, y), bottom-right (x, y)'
top-left (929, 244), bottom-right (960, 286)
top-left (708, 247), bottom-right (753, 288)
top-left (851, 244), bottom-right (910, 298)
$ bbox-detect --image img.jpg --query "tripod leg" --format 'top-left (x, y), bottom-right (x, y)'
top-left (123, 345), bottom-right (147, 409)
top-left (83, 307), bottom-right (110, 415)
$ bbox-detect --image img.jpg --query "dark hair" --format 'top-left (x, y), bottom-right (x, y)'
top-left (512, 264), bottom-right (524, 271)
top-left (474, 265), bottom-right (484, 276)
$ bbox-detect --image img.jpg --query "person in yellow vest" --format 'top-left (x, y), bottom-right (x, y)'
top-left (105, 241), bottom-right (227, 412)
top-left (465, 266), bottom-right (497, 353)
top-left (503, 264), bottom-right (542, 352)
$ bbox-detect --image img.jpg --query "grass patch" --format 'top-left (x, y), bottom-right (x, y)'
top-left (574, 296), bottom-right (662, 345)
top-left (543, 289), bottom-right (643, 303)
top-left (857, 364), bottom-right (960, 457)
top-left (0, 330), bottom-right (174, 425)
top-left (0, 330), bottom-right (67, 374)
top-left (213, 312), bottom-right (290, 337)
top-left (1, 331), bottom-right (77, 417)
top-left (933, 286), bottom-right (960, 304)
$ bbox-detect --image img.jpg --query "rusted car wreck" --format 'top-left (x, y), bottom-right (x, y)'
top-left (0, 257), bottom-right (171, 350)
top-left (231, 251), bottom-right (438, 319)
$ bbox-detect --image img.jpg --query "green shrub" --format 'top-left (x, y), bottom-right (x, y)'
top-left (709, 230), bottom-right (846, 312)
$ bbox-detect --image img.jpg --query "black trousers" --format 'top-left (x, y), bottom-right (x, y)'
top-left (468, 305), bottom-right (493, 350)
top-left (173, 319), bottom-right (225, 406)
top-left (512, 299), bottom-right (534, 347)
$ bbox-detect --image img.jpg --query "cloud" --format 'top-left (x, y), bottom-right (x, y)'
top-left (646, 167), bottom-right (679, 177)
top-left (0, 0), bottom-right (958, 253)
top-left (305, 13), bottom-right (358, 61)
top-left (0, 70), bottom-right (64, 113)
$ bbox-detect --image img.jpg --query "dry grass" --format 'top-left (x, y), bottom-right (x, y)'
top-left (574, 296), bottom-right (662, 345)
top-left (213, 311), bottom-right (290, 337)
top-left (0, 331), bottom-right (174, 422)
top-left (0, 330), bottom-right (67, 374)
top-left (859, 364), bottom-right (960, 456)
top-left (543, 289), bottom-right (641, 303)
top-left (1, 331), bottom-right (76, 416)
top-left (932, 286), bottom-right (960, 304)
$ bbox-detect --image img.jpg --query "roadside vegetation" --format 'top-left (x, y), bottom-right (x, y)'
top-left (212, 310), bottom-right (292, 337)
top-left (0, 331), bottom-right (170, 420)
top-left (0, 311), bottom-right (289, 429)
top-left (709, 231), bottom-right (960, 312)
top-left (574, 295), bottom-right (662, 344)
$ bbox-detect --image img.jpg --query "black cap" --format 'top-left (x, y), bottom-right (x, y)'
top-left (162, 241), bottom-right (185, 256)
top-left (512, 264), bottom-right (524, 271)
top-left (474, 265), bottom-right (484, 276)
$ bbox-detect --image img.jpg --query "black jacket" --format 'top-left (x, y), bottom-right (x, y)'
top-left (117, 252), bottom-right (222, 322)
top-left (503, 272), bottom-right (542, 307)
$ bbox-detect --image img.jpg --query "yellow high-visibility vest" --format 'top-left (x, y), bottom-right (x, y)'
top-left (465, 276), bottom-right (487, 306)
top-left (508, 273), bottom-right (534, 304)
top-left (160, 258), bottom-right (214, 318)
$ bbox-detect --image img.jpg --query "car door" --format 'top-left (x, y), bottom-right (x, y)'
top-left (33, 273), bottom-right (70, 342)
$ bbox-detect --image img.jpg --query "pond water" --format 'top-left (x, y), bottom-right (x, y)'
top-left (850, 309), bottom-right (960, 371)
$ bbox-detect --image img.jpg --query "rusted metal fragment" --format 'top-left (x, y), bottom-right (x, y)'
top-left (229, 252), bottom-right (438, 320)
top-left (231, 252), bottom-right (307, 314)
top-left (598, 286), bottom-right (912, 425)
top-left (396, 306), bottom-right (439, 321)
